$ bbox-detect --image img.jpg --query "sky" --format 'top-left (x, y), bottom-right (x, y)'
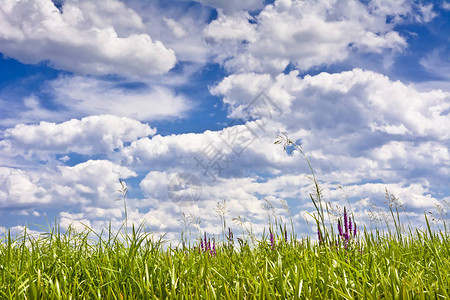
top-left (0, 0), bottom-right (449, 241)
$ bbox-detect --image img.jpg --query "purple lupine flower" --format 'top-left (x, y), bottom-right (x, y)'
top-left (212, 238), bottom-right (216, 256)
top-left (354, 224), bottom-right (357, 237)
top-left (200, 238), bottom-right (204, 251)
top-left (317, 228), bottom-right (323, 244)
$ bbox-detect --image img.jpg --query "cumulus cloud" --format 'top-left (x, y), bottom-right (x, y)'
top-left (0, 159), bottom-right (136, 214)
top-left (211, 69), bottom-right (450, 141)
top-left (122, 0), bottom-right (212, 66)
top-left (56, 160), bottom-right (137, 206)
top-left (0, 0), bottom-right (176, 77)
top-left (0, 167), bottom-right (51, 208)
top-left (207, 68), bottom-right (450, 199)
top-left (204, 0), bottom-right (410, 73)
top-left (0, 115), bottom-right (156, 157)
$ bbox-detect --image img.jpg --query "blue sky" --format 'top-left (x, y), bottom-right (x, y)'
top-left (0, 0), bottom-right (449, 240)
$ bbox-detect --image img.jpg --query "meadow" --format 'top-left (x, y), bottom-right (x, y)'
top-left (0, 134), bottom-right (448, 299)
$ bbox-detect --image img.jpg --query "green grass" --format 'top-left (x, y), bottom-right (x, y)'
top-left (0, 219), bottom-right (448, 299)
top-left (0, 134), bottom-right (448, 299)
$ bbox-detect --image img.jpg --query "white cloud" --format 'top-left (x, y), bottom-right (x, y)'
top-left (204, 0), bottom-right (408, 73)
top-left (0, 75), bottom-right (194, 127)
top-left (48, 76), bottom-right (194, 121)
top-left (125, 0), bottom-right (211, 65)
top-left (0, 159), bottom-right (136, 211)
top-left (211, 69), bottom-right (450, 140)
top-left (56, 160), bottom-right (137, 206)
top-left (367, 0), bottom-right (412, 19)
top-left (44, 68), bottom-right (444, 238)
top-left (0, 167), bottom-right (51, 208)
top-left (371, 141), bottom-right (450, 178)
top-left (420, 49), bottom-right (450, 81)
top-left (204, 11), bottom-right (257, 42)
top-left (164, 18), bottom-right (188, 39)
top-left (193, 0), bottom-right (265, 13)
top-left (444, 2), bottom-right (450, 11)
top-left (415, 3), bottom-right (436, 23)
top-left (0, 0), bottom-right (176, 77)
top-left (59, 212), bottom-right (92, 232)
top-left (1, 115), bottom-right (156, 157)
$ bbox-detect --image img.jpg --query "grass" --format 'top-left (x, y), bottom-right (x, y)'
top-left (0, 134), bottom-right (449, 299)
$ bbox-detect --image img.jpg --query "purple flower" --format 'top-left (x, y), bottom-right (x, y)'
top-left (354, 224), bottom-right (357, 237)
top-left (269, 230), bottom-right (275, 250)
top-left (338, 219), bottom-right (343, 237)
top-left (284, 229), bottom-right (288, 243)
top-left (349, 217), bottom-right (352, 236)
top-left (199, 233), bottom-right (217, 257)
top-left (344, 207), bottom-right (348, 235)
top-left (228, 228), bottom-right (233, 240)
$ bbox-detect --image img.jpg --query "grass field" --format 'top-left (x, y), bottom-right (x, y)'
top-left (1, 135), bottom-right (448, 299)
top-left (0, 214), bottom-right (448, 299)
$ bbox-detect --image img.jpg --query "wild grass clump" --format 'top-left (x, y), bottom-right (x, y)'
top-left (0, 133), bottom-right (448, 298)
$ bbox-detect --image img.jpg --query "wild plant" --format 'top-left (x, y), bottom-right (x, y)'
top-left (428, 199), bottom-right (449, 234)
top-left (335, 207), bottom-right (358, 249)
top-left (197, 232), bottom-right (216, 257)
top-left (225, 227), bottom-right (234, 251)
top-left (216, 199), bottom-right (229, 241)
top-left (116, 178), bottom-right (128, 239)
top-left (275, 132), bottom-right (329, 243)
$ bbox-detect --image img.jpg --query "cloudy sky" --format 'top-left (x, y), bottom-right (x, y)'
top-left (0, 0), bottom-right (449, 241)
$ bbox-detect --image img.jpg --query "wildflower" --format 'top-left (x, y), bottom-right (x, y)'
top-left (269, 230), bottom-right (275, 250)
top-left (284, 228), bottom-right (288, 243)
top-left (226, 227), bottom-right (234, 250)
top-left (227, 228), bottom-right (233, 240)
top-left (349, 217), bottom-right (352, 236)
top-left (344, 207), bottom-right (348, 235)
top-left (199, 232), bottom-right (216, 256)
top-left (337, 207), bottom-right (358, 250)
